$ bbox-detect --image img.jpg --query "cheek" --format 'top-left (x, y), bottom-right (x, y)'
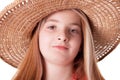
top-left (39, 31), bottom-right (53, 53)
top-left (39, 33), bottom-right (46, 45)
top-left (73, 36), bottom-right (82, 48)
top-left (39, 32), bottom-right (49, 50)
top-left (70, 37), bottom-right (82, 55)
top-left (39, 33), bottom-right (49, 47)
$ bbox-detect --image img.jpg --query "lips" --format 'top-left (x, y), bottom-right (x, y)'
top-left (52, 45), bottom-right (68, 50)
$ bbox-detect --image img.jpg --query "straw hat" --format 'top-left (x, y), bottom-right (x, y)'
top-left (0, 0), bottom-right (120, 68)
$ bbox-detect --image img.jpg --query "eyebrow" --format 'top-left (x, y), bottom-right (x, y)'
top-left (45, 19), bottom-right (59, 23)
top-left (69, 23), bottom-right (81, 27)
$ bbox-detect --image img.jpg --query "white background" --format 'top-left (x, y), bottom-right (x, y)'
top-left (0, 0), bottom-right (120, 80)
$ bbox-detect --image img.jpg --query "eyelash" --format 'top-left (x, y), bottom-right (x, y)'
top-left (70, 29), bottom-right (79, 33)
top-left (47, 25), bottom-right (56, 30)
top-left (70, 27), bottom-right (81, 35)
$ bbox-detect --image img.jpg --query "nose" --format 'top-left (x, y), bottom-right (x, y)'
top-left (57, 31), bottom-right (69, 42)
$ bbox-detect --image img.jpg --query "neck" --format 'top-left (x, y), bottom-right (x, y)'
top-left (44, 62), bottom-right (73, 80)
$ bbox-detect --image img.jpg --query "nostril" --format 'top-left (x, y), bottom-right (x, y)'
top-left (57, 37), bottom-right (68, 42)
top-left (58, 38), bottom-right (61, 40)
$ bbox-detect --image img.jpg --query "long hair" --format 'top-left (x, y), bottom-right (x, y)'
top-left (72, 9), bottom-right (104, 80)
top-left (12, 9), bottom-right (104, 80)
top-left (12, 23), bottom-right (43, 80)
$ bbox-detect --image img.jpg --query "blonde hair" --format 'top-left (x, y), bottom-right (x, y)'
top-left (13, 9), bottom-right (104, 80)
top-left (72, 9), bottom-right (104, 80)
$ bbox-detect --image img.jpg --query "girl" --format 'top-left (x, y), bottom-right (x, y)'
top-left (13, 9), bottom-right (103, 80)
top-left (0, 0), bottom-right (119, 80)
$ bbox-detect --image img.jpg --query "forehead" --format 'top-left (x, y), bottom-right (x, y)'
top-left (44, 10), bottom-right (83, 24)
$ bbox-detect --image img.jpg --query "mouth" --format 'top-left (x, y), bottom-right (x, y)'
top-left (52, 45), bottom-right (68, 50)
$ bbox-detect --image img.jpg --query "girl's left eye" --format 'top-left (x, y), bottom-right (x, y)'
top-left (70, 29), bottom-right (79, 34)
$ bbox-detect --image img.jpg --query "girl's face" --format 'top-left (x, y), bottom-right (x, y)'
top-left (39, 10), bottom-right (82, 66)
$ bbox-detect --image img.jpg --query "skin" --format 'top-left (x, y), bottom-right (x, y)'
top-left (39, 10), bottom-right (82, 80)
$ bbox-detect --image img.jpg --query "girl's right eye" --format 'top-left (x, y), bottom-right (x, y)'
top-left (47, 25), bottom-right (56, 30)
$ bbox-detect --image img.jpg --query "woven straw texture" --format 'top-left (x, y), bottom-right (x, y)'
top-left (0, 0), bottom-right (120, 68)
